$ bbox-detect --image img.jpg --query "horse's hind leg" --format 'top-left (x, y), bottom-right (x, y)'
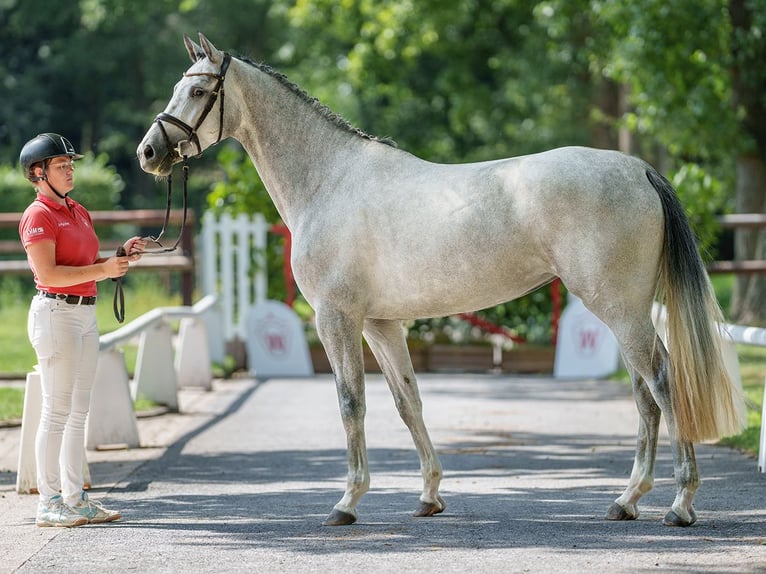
top-left (610, 320), bottom-right (699, 526)
top-left (363, 318), bottom-right (446, 517)
top-left (607, 363), bottom-right (661, 521)
top-left (641, 343), bottom-right (699, 526)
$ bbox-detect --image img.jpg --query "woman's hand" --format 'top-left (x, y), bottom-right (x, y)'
top-left (123, 236), bottom-right (147, 262)
top-left (103, 254), bottom-right (130, 279)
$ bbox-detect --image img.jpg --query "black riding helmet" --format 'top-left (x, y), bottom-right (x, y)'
top-left (19, 133), bottom-right (83, 182)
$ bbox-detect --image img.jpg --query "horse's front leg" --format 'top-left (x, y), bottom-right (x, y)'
top-left (363, 319), bottom-right (446, 517)
top-left (315, 306), bottom-right (369, 526)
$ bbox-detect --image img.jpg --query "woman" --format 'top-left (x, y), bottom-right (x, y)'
top-left (18, 133), bottom-right (146, 527)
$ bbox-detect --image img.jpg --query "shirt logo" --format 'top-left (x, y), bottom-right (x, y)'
top-left (26, 226), bottom-right (45, 236)
top-left (57, 221), bottom-right (71, 228)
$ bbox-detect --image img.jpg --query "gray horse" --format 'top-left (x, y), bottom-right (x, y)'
top-left (137, 33), bottom-right (744, 527)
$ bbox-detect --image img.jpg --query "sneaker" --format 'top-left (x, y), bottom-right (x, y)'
top-left (71, 491), bottom-right (122, 524)
top-left (36, 495), bottom-right (88, 528)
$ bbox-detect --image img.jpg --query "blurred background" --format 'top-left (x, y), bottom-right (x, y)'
top-left (1, 0), bottom-right (765, 328)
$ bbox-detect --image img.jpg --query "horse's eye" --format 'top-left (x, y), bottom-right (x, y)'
top-left (191, 87), bottom-right (205, 97)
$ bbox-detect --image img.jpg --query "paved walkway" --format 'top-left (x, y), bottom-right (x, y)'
top-left (1, 374), bottom-right (765, 573)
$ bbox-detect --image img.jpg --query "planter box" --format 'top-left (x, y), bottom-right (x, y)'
top-left (309, 343), bottom-right (554, 375)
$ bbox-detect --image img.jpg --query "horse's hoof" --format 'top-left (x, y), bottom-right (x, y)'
top-left (663, 508), bottom-right (697, 527)
top-left (323, 509), bottom-right (357, 526)
top-left (605, 502), bottom-right (637, 521)
top-left (414, 500), bottom-right (445, 517)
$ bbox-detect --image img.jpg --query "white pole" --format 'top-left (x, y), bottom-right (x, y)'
top-left (253, 213), bottom-right (268, 305)
top-left (759, 378), bottom-right (766, 473)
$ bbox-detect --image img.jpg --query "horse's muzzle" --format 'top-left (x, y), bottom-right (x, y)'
top-left (137, 135), bottom-right (175, 176)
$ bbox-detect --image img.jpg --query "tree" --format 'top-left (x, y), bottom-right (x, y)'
top-left (728, 0), bottom-right (766, 322)
top-left (0, 0), bottom-right (288, 212)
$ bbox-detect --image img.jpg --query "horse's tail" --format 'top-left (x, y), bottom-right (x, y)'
top-left (647, 168), bottom-right (745, 443)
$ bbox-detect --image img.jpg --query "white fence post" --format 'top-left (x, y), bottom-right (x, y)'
top-left (16, 369), bottom-right (42, 494)
top-left (761, 379), bottom-right (766, 473)
top-left (133, 320), bottom-right (179, 411)
top-left (253, 214), bottom-right (268, 306)
top-left (200, 297), bottom-right (225, 365)
top-left (175, 317), bottom-right (212, 389)
top-left (87, 349), bottom-right (140, 449)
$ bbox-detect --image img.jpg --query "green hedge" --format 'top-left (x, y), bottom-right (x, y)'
top-left (1, 153), bottom-right (125, 241)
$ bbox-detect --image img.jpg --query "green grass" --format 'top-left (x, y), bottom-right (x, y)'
top-left (0, 387), bottom-right (24, 421)
top-left (720, 345), bottom-right (765, 456)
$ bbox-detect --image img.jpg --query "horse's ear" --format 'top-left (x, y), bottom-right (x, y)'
top-left (184, 34), bottom-right (204, 63)
top-left (198, 33), bottom-right (222, 65)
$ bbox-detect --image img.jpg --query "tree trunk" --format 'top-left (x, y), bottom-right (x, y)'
top-left (728, 0), bottom-right (766, 323)
top-left (731, 156), bottom-right (766, 322)
top-left (590, 77), bottom-right (619, 150)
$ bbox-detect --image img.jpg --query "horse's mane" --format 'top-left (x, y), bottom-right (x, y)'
top-left (236, 55), bottom-right (397, 148)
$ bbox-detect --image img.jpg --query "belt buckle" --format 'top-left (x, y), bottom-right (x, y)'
top-left (55, 293), bottom-right (67, 301)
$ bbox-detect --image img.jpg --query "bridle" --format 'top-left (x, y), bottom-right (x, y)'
top-left (154, 52), bottom-right (232, 162)
top-left (114, 53), bottom-right (232, 322)
top-left (140, 52), bottom-right (232, 255)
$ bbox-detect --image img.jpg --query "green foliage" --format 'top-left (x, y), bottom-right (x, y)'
top-left (670, 163), bottom-right (729, 256)
top-left (410, 285), bottom-right (559, 346)
top-left (0, 0), bottom-right (288, 210)
top-left (206, 145), bottom-right (280, 221)
top-left (285, 0), bottom-right (584, 161)
top-left (0, 154), bottom-right (125, 246)
top-left (0, 164), bottom-right (34, 214)
top-left (69, 153), bottom-right (125, 210)
top-left (719, 344), bottom-right (765, 456)
top-left (0, 152), bottom-right (123, 212)
top-left (600, 0), bottom-right (739, 159)
top-left (205, 145), bottom-right (288, 302)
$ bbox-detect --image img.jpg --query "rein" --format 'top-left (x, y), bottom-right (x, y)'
top-left (113, 53), bottom-right (231, 322)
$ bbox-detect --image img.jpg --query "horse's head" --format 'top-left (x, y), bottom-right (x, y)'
top-left (137, 33), bottom-right (231, 176)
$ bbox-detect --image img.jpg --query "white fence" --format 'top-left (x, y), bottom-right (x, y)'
top-left (719, 322), bottom-right (766, 473)
top-left (200, 212), bottom-right (269, 341)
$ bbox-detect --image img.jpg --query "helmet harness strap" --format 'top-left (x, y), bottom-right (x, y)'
top-left (35, 162), bottom-right (68, 200)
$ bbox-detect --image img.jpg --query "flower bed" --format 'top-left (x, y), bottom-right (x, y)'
top-left (309, 343), bottom-right (554, 375)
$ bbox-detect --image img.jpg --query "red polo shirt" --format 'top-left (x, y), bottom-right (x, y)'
top-left (19, 193), bottom-right (99, 297)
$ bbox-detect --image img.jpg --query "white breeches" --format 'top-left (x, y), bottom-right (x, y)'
top-left (28, 296), bottom-right (99, 506)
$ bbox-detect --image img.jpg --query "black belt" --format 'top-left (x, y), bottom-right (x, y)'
top-left (39, 291), bottom-right (97, 305)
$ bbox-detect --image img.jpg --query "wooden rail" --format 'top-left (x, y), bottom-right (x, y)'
top-left (0, 209), bottom-right (195, 305)
top-left (717, 213), bottom-right (766, 229)
top-left (707, 214), bottom-right (766, 275)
